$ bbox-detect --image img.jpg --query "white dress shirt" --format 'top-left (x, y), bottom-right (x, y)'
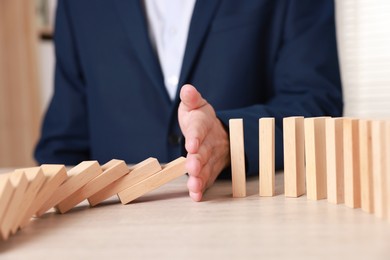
top-left (144, 0), bottom-right (196, 100)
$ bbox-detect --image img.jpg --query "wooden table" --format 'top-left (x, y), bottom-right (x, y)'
top-left (1, 170), bottom-right (389, 259)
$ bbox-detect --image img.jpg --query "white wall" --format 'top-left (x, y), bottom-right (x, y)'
top-left (336, 0), bottom-right (390, 118)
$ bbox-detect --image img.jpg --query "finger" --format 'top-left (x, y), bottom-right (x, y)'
top-left (179, 84), bottom-right (207, 111)
top-left (184, 115), bottom-right (209, 153)
top-left (189, 191), bottom-right (203, 202)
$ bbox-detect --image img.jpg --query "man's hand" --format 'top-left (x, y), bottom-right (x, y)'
top-left (178, 84), bottom-right (230, 202)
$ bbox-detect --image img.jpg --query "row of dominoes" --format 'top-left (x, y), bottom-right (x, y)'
top-left (0, 157), bottom-right (187, 241)
top-left (229, 117), bottom-right (390, 222)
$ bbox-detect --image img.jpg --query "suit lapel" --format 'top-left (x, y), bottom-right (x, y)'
top-left (177, 0), bottom-right (221, 93)
top-left (113, 0), bottom-right (170, 103)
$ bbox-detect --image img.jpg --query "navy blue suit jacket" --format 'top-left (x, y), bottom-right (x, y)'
top-left (35, 0), bottom-right (343, 177)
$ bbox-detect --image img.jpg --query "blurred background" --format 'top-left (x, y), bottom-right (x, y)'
top-left (0, 0), bottom-right (389, 167)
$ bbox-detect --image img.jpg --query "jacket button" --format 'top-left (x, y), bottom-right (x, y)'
top-left (168, 134), bottom-right (182, 146)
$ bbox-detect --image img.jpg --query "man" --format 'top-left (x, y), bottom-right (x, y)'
top-left (35, 0), bottom-right (343, 202)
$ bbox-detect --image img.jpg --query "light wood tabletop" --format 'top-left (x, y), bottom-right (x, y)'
top-left (0, 170), bottom-right (389, 260)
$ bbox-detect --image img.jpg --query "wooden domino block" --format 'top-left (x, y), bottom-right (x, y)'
top-left (386, 120), bottom-right (390, 222)
top-left (36, 161), bottom-right (102, 216)
top-left (22, 165), bottom-right (67, 223)
top-left (0, 170), bottom-right (28, 240)
top-left (283, 116), bottom-right (305, 197)
top-left (304, 117), bottom-right (327, 200)
top-left (57, 159), bottom-right (129, 213)
top-left (0, 174), bottom-right (15, 240)
top-left (11, 167), bottom-right (45, 234)
top-left (343, 118), bottom-right (361, 209)
top-left (359, 120), bottom-right (374, 213)
top-left (325, 118), bottom-right (344, 204)
top-left (118, 157), bottom-right (187, 204)
top-left (372, 120), bottom-right (386, 218)
top-left (88, 158), bottom-right (162, 206)
top-left (229, 119), bottom-right (246, 198)
top-left (259, 118), bottom-right (275, 196)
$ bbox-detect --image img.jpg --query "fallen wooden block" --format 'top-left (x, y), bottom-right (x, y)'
top-left (22, 165), bottom-right (67, 224)
top-left (343, 118), bottom-right (361, 209)
top-left (0, 174), bottom-right (15, 240)
top-left (304, 117), bottom-right (327, 200)
top-left (359, 120), bottom-right (374, 213)
top-left (325, 118), bottom-right (344, 204)
top-left (118, 157), bottom-right (187, 204)
top-left (283, 116), bottom-right (305, 197)
top-left (229, 119), bottom-right (246, 198)
top-left (259, 118), bottom-right (275, 197)
top-left (11, 167), bottom-right (45, 234)
top-left (88, 157), bottom-right (162, 207)
top-left (36, 161), bottom-right (102, 216)
top-left (0, 170), bottom-right (28, 240)
top-left (57, 159), bottom-right (129, 213)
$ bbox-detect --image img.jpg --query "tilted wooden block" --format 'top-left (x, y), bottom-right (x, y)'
top-left (304, 117), bottom-right (327, 200)
top-left (118, 157), bottom-right (187, 204)
top-left (359, 120), bottom-right (374, 213)
top-left (343, 118), bottom-right (361, 209)
top-left (259, 118), bottom-right (275, 196)
top-left (325, 118), bottom-right (344, 204)
top-left (22, 165), bottom-right (67, 223)
top-left (0, 171), bottom-right (28, 240)
top-left (372, 120), bottom-right (387, 218)
top-left (11, 167), bottom-right (45, 234)
top-left (283, 116), bottom-right (305, 197)
top-left (57, 159), bottom-right (129, 213)
top-left (0, 174), bottom-right (15, 240)
top-left (88, 157), bottom-right (162, 207)
top-left (36, 161), bottom-right (102, 216)
top-left (229, 119), bottom-right (246, 198)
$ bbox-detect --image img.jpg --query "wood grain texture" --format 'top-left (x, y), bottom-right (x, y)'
top-left (326, 118), bottom-right (344, 204)
top-left (21, 165), bottom-right (67, 225)
top-left (283, 117), bottom-right (305, 197)
top-left (0, 173), bottom-right (14, 239)
top-left (11, 167), bottom-right (45, 233)
top-left (372, 120), bottom-right (387, 218)
top-left (118, 157), bottom-right (187, 204)
top-left (229, 119), bottom-right (246, 198)
top-left (359, 120), bottom-right (374, 213)
top-left (386, 121), bottom-right (390, 222)
top-left (88, 158), bottom-right (162, 207)
top-left (36, 161), bottom-right (102, 216)
top-left (0, 171), bottom-right (28, 240)
top-left (343, 118), bottom-right (361, 209)
top-left (259, 118), bottom-right (275, 196)
top-left (304, 117), bottom-right (327, 200)
top-left (57, 160), bottom-right (129, 213)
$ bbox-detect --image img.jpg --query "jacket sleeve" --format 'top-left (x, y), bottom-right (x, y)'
top-left (35, 0), bottom-right (90, 165)
top-left (217, 0), bottom-right (343, 176)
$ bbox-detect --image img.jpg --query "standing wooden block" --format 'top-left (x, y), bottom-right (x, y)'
top-left (21, 165), bottom-right (67, 225)
top-left (359, 120), bottom-right (374, 213)
top-left (37, 161), bottom-right (102, 216)
top-left (304, 117), bottom-right (327, 200)
top-left (0, 174), bottom-right (15, 240)
top-left (372, 120), bottom-right (387, 218)
top-left (88, 158), bottom-right (162, 206)
top-left (0, 171), bottom-right (28, 240)
top-left (11, 167), bottom-right (45, 234)
top-left (57, 160), bottom-right (129, 213)
top-left (118, 157), bottom-right (187, 204)
top-left (386, 121), bottom-right (390, 222)
top-left (259, 118), bottom-right (275, 196)
top-left (229, 119), bottom-right (246, 198)
top-left (325, 118), bottom-right (344, 204)
top-left (283, 117), bottom-right (305, 197)
top-left (343, 118), bottom-right (361, 209)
